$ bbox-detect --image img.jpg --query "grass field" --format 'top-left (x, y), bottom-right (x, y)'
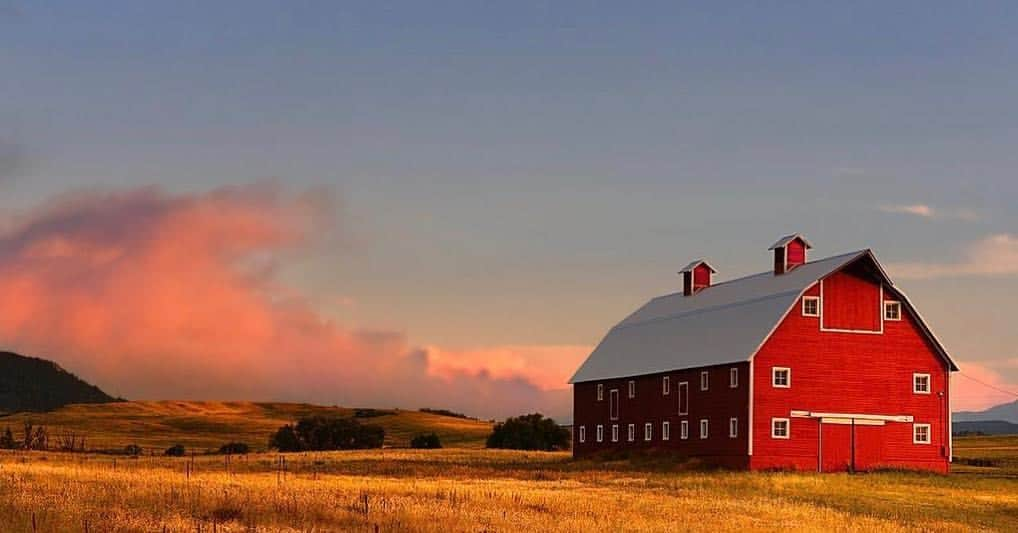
top-left (0, 401), bottom-right (493, 452)
top-left (0, 436), bottom-right (1015, 532)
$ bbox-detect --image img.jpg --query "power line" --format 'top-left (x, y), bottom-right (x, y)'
top-left (957, 371), bottom-right (1018, 400)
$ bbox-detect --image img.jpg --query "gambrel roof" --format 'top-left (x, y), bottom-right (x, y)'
top-left (569, 250), bottom-right (957, 384)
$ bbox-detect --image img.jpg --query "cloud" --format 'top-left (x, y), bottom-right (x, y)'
top-left (879, 204), bottom-right (934, 217)
top-left (888, 234), bottom-right (1018, 280)
top-left (953, 361), bottom-right (1018, 412)
top-left (0, 183), bottom-right (576, 420)
top-left (878, 204), bottom-right (979, 221)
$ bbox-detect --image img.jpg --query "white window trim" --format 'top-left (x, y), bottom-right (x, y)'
top-left (680, 420), bottom-right (689, 440)
top-left (597, 384), bottom-right (604, 401)
top-left (662, 421), bottom-right (670, 441)
top-left (627, 423), bottom-right (635, 442)
top-left (663, 376), bottom-right (670, 395)
top-left (913, 423), bottom-right (931, 444)
top-left (729, 417), bottom-right (738, 438)
top-left (611, 424), bottom-right (619, 442)
top-left (699, 419), bottom-right (709, 439)
top-left (700, 371), bottom-right (710, 391)
top-left (578, 425), bottom-right (586, 443)
top-left (772, 367), bottom-right (791, 388)
top-left (884, 300), bottom-right (902, 321)
top-left (644, 423), bottom-right (653, 441)
top-left (729, 367), bottom-right (738, 388)
top-left (913, 373), bottom-right (931, 394)
top-left (771, 418), bottom-right (790, 439)
top-left (678, 381), bottom-right (689, 415)
top-left (609, 389), bottom-right (619, 421)
top-left (802, 296), bottom-right (820, 317)
top-left (628, 380), bottom-right (636, 399)
top-left (596, 424), bottom-right (604, 443)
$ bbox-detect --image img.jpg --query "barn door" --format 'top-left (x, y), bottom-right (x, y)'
top-left (609, 389), bottom-right (619, 420)
top-left (820, 422), bottom-right (852, 472)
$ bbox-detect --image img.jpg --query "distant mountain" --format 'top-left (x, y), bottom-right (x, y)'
top-left (952, 420), bottom-right (1018, 436)
top-left (954, 400), bottom-right (1018, 424)
top-left (0, 351), bottom-right (116, 414)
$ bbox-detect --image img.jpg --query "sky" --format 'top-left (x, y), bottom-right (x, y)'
top-left (2, 2), bottom-right (1017, 419)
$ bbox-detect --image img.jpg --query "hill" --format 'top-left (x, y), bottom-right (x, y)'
top-left (0, 400), bottom-right (493, 452)
top-left (0, 351), bottom-right (115, 414)
top-left (953, 419), bottom-right (1018, 436)
top-left (955, 400), bottom-right (1018, 424)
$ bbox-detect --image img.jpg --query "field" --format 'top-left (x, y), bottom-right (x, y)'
top-left (0, 401), bottom-right (493, 452)
top-left (0, 436), bottom-right (1015, 532)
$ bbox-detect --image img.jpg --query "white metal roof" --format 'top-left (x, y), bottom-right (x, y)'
top-left (569, 250), bottom-right (867, 384)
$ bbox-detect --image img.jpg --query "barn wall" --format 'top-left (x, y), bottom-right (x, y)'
top-left (573, 362), bottom-right (749, 464)
top-left (751, 279), bottom-right (950, 473)
top-left (821, 265), bottom-right (882, 332)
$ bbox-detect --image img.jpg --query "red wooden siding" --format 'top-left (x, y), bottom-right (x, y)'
top-left (821, 266), bottom-right (881, 332)
top-left (785, 239), bottom-right (806, 270)
top-left (693, 263), bottom-right (712, 291)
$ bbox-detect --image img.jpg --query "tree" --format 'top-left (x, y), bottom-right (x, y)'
top-left (164, 444), bottom-right (186, 457)
top-left (269, 424), bottom-right (303, 452)
top-left (124, 444), bottom-right (143, 456)
top-left (486, 413), bottom-right (570, 451)
top-left (0, 427), bottom-right (16, 449)
top-left (269, 417), bottom-right (385, 452)
top-left (410, 433), bottom-right (442, 449)
top-left (218, 442), bottom-right (250, 454)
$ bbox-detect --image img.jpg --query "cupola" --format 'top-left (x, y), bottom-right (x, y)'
top-left (679, 259), bottom-right (716, 296)
top-left (769, 233), bottom-right (813, 275)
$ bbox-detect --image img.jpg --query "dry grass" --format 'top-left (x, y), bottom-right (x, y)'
top-left (1, 437), bottom-right (1016, 532)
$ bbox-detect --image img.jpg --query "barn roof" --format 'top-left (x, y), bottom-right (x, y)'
top-left (569, 249), bottom-right (957, 384)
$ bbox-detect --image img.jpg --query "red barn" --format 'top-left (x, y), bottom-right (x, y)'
top-left (569, 234), bottom-right (957, 473)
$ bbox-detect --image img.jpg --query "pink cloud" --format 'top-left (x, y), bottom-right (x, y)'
top-left (0, 183), bottom-right (573, 420)
top-left (952, 361), bottom-right (1018, 412)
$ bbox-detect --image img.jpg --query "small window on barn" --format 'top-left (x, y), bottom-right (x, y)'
top-left (884, 301), bottom-right (902, 321)
top-left (678, 382), bottom-right (689, 415)
top-left (700, 371), bottom-right (710, 391)
top-left (699, 419), bottom-right (709, 439)
top-left (729, 418), bottom-right (738, 438)
top-left (729, 367), bottom-right (738, 388)
top-left (578, 426), bottom-right (586, 443)
top-left (913, 373), bottom-right (931, 394)
top-left (663, 376), bottom-right (670, 395)
top-left (628, 380), bottom-right (636, 399)
top-left (644, 423), bottom-right (653, 441)
top-left (611, 424), bottom-right (619, 442)
top-left (802, 296), bottom-right (820, 317)
top-left (771, 418), bottom-right (789, 439)
top-left (913, 423), bottom-right (931, 444)
top-left (596, 425), bottom-right (604, 443)
top-left (772, 367), bottom-right (791, 388)
top-left (680, 420), bottom-right (689, 440)
top-left (627, 424), bottom-right (635, 442)
top-left (662, 421), bottom-right (670, 441)
top-left (597, 384), bottom-right (604, 401)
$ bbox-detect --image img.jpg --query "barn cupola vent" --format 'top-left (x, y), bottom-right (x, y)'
top-left (679, 259), bottom-right (717, 296)
top-left (769, 233), bottom-right (813, 275)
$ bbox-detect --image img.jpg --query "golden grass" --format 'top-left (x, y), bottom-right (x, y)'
top-left (0, 401), bottom-right (493, 451)
top-left (1, 437), bottom-right (1016, 532)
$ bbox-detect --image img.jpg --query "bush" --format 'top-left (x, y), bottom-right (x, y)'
top-left (218, 442), bottom-right (250, 454)
top-left (164, 444), bottom-right (186, 457)
top-left (269, 416), bottom-right (385, 452)
top-left (0, 427), bottom-right (16, 449)
top-left (124, 444), bottom-right (143, 456)
top-left (410, 433), bottom-right (442, 449)
top-left (486, 413), bottom-right (570, 451)
top-left (419, 408), bottom-right (474, 420)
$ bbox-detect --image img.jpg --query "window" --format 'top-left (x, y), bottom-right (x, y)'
top-left (578, 426), bottom-right (586, 443)
top-left (596, 424), bottom-right (604, 443)
top-left (772, 367), bottom-right (791, 388)
top-left (627, 424), bottom-right (635, 442)
top-left (663, 376), bottom-right (670, 395)
top-left (885, 301), bottom-right (902, 321)
top-left (662, 421), bottom-right (671, 441)
top-left (771, 418), bottom-right (789, 439)
top-left (597, 384), bottom-right (604, 401)
top-left (680, 420), bottom-right (689, 440)
top-left (729, 418), bottom-right (738, 438)
top-left (700, 371), bottom-right (710, 391)
top-left (699, 419), bottom-right (709, 439)
top-left (611, 424), bottom-right (619, 442)
top-left (609, 389), bottom-right (619, 420)
top-left (644, 423), bottom-right (653, 441)
top-left (678, 382), bottom-right (689, 415)
top-left (913, 373), bottom-right (931, 394)
top-left (913, 423), bottom-right (931, 444)
top-left (628, 380), bottom-right (636, 399)
top-left (802, 296), bottom-right (820, 317)
top-left (729, 367), bottom-right (739, 388)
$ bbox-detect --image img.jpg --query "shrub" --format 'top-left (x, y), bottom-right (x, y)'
top-left (419, 408), bottom-right (474, 420)
top-left (124, 444), bottom-right (143, 456)
top-left (410, 433), bottom-right (442, 449)
top-left (269, 416), bottom-right (385, 452)
top-left (0, 427), bottom-right (16, 449)
top-left (164, 444), bottom-right (186, 457)
top-left (486, 413), bottom-right (570, 451)
top-left (218, 442), bottom-right (250, 455)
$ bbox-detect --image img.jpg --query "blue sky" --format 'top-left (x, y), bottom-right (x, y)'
top-left (1, 2), bottom-right (1016, 412)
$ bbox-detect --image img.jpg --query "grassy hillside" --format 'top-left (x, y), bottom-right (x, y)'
top-left (0, 401), bottom-right (493, 452)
